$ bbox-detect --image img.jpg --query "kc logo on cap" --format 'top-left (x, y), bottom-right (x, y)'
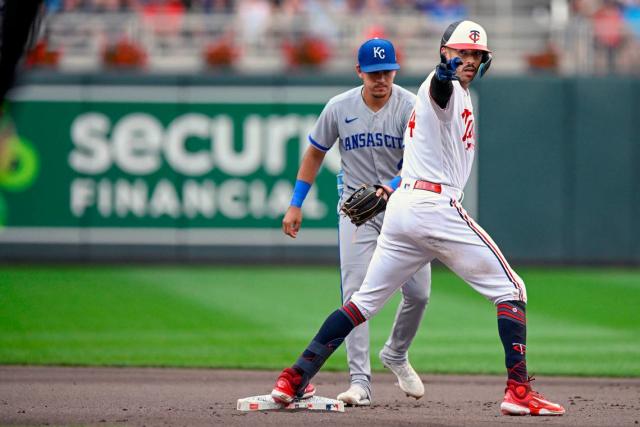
top-left (373, 47), bottom-right (386, 59)
top-left (358, 38), bottom-right (400, 73)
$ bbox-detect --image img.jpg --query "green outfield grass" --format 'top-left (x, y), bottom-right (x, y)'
top-left (0, 265), bottom-right (638, 377)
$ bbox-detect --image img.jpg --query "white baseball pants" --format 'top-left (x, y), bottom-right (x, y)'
top-left (351, 181), bottom-right (526, 320)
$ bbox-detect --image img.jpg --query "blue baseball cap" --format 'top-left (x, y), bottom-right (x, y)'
top-left (358, 38), bottom-right (400, 73)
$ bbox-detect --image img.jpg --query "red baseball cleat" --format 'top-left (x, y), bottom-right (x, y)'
top-left (500, 378), bottom-right (565, 416)
top-left (271, 367), bottom-right (315, 404)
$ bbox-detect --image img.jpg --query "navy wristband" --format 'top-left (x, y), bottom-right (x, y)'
top-left (290, 179), bottom-right (311, 208)
top-left (388, 176), bottom-right (402, 191)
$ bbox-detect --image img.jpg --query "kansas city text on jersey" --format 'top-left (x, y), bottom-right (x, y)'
top-left (342, 133), bottom-right (404, 151)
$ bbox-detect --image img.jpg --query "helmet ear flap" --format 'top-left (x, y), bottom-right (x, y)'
top-left (478, 52), bottom-right (492, 78)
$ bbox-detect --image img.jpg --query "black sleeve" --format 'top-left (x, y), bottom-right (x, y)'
top-left (0, 0), bottom-right (43, 103)
top-left (429, 75), bottom-right (453, 110)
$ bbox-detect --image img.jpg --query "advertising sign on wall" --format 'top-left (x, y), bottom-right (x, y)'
top-left (1, 85), bottom-right (348, 246)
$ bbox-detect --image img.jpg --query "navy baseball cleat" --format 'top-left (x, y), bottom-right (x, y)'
top-left (271, 368), bottom-right (315, 404)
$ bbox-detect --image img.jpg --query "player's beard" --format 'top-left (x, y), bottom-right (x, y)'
top-left (459, 66), bottom-right (477, 84)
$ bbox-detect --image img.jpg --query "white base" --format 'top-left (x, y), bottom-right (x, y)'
top-left (237, 394), bottom-right (345, 412)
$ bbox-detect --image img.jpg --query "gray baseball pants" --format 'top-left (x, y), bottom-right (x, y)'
top-left (338, 210), bottom-right (431, 390)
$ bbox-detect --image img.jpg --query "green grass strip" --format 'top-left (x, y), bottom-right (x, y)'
top-left (0, 265), bottom-right (638, 376)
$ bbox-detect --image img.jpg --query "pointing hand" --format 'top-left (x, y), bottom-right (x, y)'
top-left (435, 55), bottom-right (462, 81)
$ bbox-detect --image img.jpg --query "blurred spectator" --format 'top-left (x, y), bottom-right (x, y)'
top-left (416, 0), bottom-right (467, 22)
top-left (278, 0), bottom-right (304, 16)
top-left (140, 0), bottom-right (186, 39)
top-left (362, 0), bottom-right (388, 14)
top-left (45, 0), bottom-right (64, 13)
top-left (570, 0), bottom-right (599, 16)
top-left (621, 0), bottom-right (640, 73)
top-left (306, 0), bottom-right (339, 42)
top-left (62, 0), bottom-right (85, 11)
top-left (622, 0), bottom-right (640, 38)
top-left (237, 0), bottom-right (272, 45)
top-left (341, 0), bottom-right (366, 14)
top-left (392, 0), bottom-right (418, 13)
top-left (592, 0), bottom-right (625, 73)
top-left (189, 0), bottom-right (234, 13)
top-left (91, 0), bottom-right (138, 11)
top-left (61, 0), bottom-right (140, 11)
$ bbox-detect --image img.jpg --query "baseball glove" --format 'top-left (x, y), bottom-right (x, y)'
top-left (341, 184), bottom-right (390, 226)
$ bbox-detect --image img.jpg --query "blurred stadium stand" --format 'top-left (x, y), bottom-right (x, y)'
top-left (34, 0), bottom-right (640, 76)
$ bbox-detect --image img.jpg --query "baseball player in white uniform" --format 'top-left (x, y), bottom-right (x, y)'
top-left (272, 21), bottom-right (565, 416)
top-left (281, 38), bottom-right (430, 405)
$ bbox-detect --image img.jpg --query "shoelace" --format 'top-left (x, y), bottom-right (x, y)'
top-left (525, 375), bottom-right (547, 399)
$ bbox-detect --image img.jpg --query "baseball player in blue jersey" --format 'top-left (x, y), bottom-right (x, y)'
top-left (281, 38), bottom-right (430, 406)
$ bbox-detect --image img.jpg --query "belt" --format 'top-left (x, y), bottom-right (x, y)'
top-left (401, 179), bottom-right (442, 194)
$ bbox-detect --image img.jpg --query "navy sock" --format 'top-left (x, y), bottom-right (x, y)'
top-left (293, 302), bottom-right (366, 388)
top-left (497, 300), bottom-right (528, 383)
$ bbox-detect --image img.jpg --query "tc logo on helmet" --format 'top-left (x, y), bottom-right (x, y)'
top-left (373, 47), bottom-right (385, 59)
top-left (469, 30), bottom-right (481, 43)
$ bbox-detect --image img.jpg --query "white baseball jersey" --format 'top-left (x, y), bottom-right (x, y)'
top-left (350, 71), bottom-right (526, 322)
top-left (308, 84), bottom-right (415, 194)
top-left (402, 71), bottom-right (476, 191)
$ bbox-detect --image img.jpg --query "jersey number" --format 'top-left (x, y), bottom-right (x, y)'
top-left (408, 109), bottom-right (416, 137)
top-left (461, 108), bottom-right (474, 150)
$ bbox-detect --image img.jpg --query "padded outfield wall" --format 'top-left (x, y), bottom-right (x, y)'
top-left (0, 74), bottom-right (638, 264)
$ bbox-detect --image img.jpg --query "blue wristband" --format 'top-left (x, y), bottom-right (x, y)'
top-left (290, 179), bottom-right (311, 208)
top-left (388, 176), bottom-right (402, 191)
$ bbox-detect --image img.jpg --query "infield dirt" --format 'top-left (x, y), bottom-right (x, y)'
top-left (1, 366), bottom-right (638, 426)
